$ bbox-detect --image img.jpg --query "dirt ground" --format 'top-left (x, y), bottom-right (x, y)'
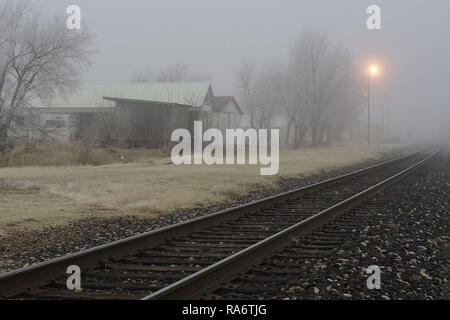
top-left (0, 144), bottom-right (407, 236)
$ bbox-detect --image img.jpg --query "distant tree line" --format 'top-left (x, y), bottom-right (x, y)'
top-left (237, 29), bottom-right (363, 147)
top-left (131, 63), bottom-right (210, 83)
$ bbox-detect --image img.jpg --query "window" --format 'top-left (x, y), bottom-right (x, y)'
top-left (69, 120), bottom-right (78, 128)
top-left (45, 120), bottom-right (66, 128)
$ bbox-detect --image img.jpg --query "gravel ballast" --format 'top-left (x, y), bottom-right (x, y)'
top-left (276, 150), bottom-right (449, 300)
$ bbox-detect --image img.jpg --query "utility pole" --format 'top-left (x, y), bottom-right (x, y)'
top-left (380, 103), bottom-right (385, 141)
top-left (368, 70), bottom-right (371, 145)
top-left (385, 94), bottom-right (389, 139)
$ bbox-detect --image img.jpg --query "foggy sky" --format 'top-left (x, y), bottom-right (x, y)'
top-left (32, 0), bottom-right (450, 141)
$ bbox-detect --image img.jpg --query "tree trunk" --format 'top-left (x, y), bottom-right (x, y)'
top-left (293, 122), bottom-right (299, 149)
top-left (297, 124), bottom-right (306, 146)
top-left (285, 117), bottom-right (294, 145)
top-left (311, 124), bottom-right (318, 147)
top-left (0, 125), bottom-right (9, 153)
top-left (325, 129), bottom-right (332, 146)
top-left (293, 121), bottom-right (306, 148)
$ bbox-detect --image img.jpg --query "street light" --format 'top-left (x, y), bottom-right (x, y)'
top-left (379, 103), bottom-right (385, 141)
top-left (367, 64), bottom-right (379, 145)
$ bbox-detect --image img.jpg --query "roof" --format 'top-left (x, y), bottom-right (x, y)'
top-left (103, 97), bottom-right (194, 109)
top-left (30, 107), bottom-right (115, 114)
top-left (30, 82), bottom-right (212, 108)
top-left (212, 96), bottom-right (244, 115)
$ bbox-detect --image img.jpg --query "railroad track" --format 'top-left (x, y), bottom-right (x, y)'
top-left (203, 201), bottom-right (404, 299)
top-left (0, 150), bottom-right (437, 300)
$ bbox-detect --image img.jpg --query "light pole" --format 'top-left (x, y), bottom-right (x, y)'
top-left (385, 94), bottom-right (390, 139)
top-left (367, 65), bottom-right (378, 145)
top-left (379, 103), bottom-right (385, 141)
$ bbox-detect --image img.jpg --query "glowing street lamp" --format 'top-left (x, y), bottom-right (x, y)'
top-left (367, 64), bottom-right (379, 145)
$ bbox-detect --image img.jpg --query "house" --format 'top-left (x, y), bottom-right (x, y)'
top-left (211, 96), bottom-right (244, 133)
top-left (12, 82), bottom-right (243, 147)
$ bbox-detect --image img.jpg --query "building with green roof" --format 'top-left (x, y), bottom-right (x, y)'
top-left (14, 82), bottom-right (242, 147)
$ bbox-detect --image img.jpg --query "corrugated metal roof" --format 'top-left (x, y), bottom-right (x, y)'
top-left (30, 82), bottom-right (212, 108)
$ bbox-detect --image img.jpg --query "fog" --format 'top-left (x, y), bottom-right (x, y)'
top-left (33, 0), bottom-right (450, 142)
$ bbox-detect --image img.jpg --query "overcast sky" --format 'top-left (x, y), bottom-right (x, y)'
top-left (33, 0), bottom-right (450, 141)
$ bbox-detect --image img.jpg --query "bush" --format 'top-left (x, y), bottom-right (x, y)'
top-left (1, 142), bottom-right (120, 167)
top-left (0, 142), bottom-right (169, 167)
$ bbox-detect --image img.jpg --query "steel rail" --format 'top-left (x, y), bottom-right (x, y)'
top-left (0, 151), bottom-right (420, 298)
top-left (143, 151), bottom-right (437, 300)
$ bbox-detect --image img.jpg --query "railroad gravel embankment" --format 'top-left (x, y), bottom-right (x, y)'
top-left (279, 150), bottom-right (449, 300)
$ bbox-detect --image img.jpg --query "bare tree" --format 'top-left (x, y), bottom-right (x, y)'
top-left (93, 109), bottom-right (116, 148)
top-left (289, 29), bottom-right (361, 146)
top-left (236, 59), bottom-right (259, 128)
top-left (131, 63), bottom-right (210, 83)
top-left (0, 1), bottom-right (93, 152)
top-left (155, 63), bottom-right (189, 82)
top-left (253, 61), bottom-right (284, 129)
top-left (130, 69), bottom-right (153, 83)
top-left (284, 65), bottom-right (308, 147)
top-left (187, 72), bottom-right (211, 82)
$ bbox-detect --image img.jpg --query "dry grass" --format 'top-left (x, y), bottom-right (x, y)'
top-left (0, 144), bottom-right (406, 235)
top-left (0, 183), bottom-right (116, 236)
top-left (1, 143), bottom-right (168, 167)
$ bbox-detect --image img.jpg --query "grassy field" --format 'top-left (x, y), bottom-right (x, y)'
top-left (0, 144), bottom-right (406, 235)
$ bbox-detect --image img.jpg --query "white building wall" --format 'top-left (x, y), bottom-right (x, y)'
top-left (38, 113), bottom-right (78, 142)
top-left (211, 101), bottom-right (242, 132)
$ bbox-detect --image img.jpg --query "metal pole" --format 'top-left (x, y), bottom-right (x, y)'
top-left (382, 103), bottom-right (385, 141)
top-left (385, 94), bottom-right (389, 139)
top-left (368, 71), bottom-right (371, 145)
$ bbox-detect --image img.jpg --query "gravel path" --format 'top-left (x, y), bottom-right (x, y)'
top-left (277, 150), bottom-right (449, 300)
top-left (0, 148), bottom-right (410, 273)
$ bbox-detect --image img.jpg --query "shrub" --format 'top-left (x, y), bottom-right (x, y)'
top-left (0, 142), bottom-right (168, 167)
